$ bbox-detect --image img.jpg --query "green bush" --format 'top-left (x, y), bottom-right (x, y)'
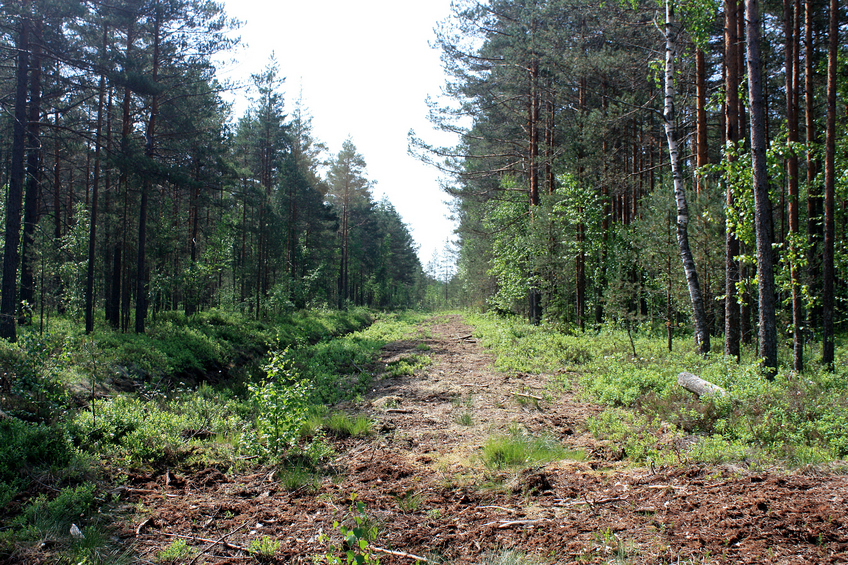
top-left (241, 351), bottom-right (312, 460)
top-left (70, 393), bottom-right (245, 466)
top-left (0, 418), bottom-right (75, 486)
top-left (14, 483), bottom-right (97, 535)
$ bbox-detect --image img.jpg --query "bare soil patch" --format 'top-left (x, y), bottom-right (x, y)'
top-left (123, 314), bottom-right (848, 564)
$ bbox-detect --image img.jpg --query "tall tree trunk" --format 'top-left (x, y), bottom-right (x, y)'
top-left (805, 0), bottom-right (821, 333)
top-left (528, 57), bottom-right (542, 325)
top-left (86, 25), bottom-right (108, 334)
top-left (135, 4), bottom-right (160, 334)
top-left (185, 178), bottom-right (200, 316)
top-left (737, 5), bottom-right (753, 346)
top-left (821, 0), bottom-right (837, 367)
top-left (0, 13), bottom-right (30, 342)
top-left (695, 47), bottom-right (708, 194)
top-left (785, 0), bottom-right (803, 370)
top-left (746, 0), bottom-right (778, 373)
top-left (103, 89), bottom-right (115, 327)
top-left (724, 0), bottom-right (741, 360)
top-left (20, 17), bottom-right (42, 322)
top-left (662, 0), bottom-right (710, 354)
top-left (115, 20), bottom-right (134, 331)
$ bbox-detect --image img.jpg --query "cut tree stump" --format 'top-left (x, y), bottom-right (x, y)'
top-left (677, 372), bottom-right (727, 398)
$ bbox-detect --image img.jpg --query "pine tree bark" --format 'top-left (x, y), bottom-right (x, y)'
top-left (135, 4), bottom-right (160, 334)
top-left (804, 0), bottom-right (821, 332)
top-left (746, 0), bottom-right (778, 373)
top-left (662, 0), bottom-right (710, 354)
top-left (784, 0), bottom-right (803, 370)
top-left (821, 0), bottom-right (837, 367)
top-left (528, 57), bottom-right (542, 326)
top-left (86, 25), bottom-right (108, 334)
top-left (0, 13), bottom-right (30, 342)
top-left (695, 48), bottom-right (708, 194)
top-left (114, 19), bottom-right (134, 331)
top-left (20, 17), bottom-right (42, 321)
top-left (724, 0), bottom-right (741, 360)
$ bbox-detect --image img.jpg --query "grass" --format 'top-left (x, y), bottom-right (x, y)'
top-left (304, 408), bottom-right (374, 438)
top-left (481, 425), bottom-right (576, 469)
top-left (455, 411), bottom-right (475, 426)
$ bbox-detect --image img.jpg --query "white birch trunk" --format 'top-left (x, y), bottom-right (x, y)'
top-left (662, 0), bottom-right (711, 354)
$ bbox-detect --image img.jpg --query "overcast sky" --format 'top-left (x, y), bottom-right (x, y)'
top-left (217, 0), bottom-right (459, 267)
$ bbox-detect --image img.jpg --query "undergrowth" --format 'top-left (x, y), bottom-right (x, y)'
top-left (467, 312), bottom-right (848, 467)
top-left (0, 307), bottom-right (390, 563)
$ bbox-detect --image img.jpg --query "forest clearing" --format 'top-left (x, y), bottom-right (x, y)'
top-left (1, 0), bottom-right (848, 562)
top-left (2, 311), bottom-right (847, 564)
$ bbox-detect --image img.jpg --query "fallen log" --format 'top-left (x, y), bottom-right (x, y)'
top-left (677, 372), bottom-right (727, 398)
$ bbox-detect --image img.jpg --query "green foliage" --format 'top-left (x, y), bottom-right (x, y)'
top-left (70, 393), bottom-right (245, 467)
top-left (156, 539), bottom-right (193, 563)
top-left (248, 535), bottom-right (281, 559)
top-left (466, 312), bottom-right (593, 373)
top-left (242, 350), bottom-right (312, 461)
top-left (393, 490), bottom-right (422, 514)
top-left (14, 483), bottom-right (97, 536)
top-left (385, 354), bottom-right (431, 378)
top-left (470, 313), bottom-right (848, 466)
top-left (286, 312), bottom-right (425, 404)
top-left (58, 203), bottom-right (91, 320)
top-left (454, 411), bottom-right (474, 426)
top-left (0, 418), bottom-right (76, 494)
top-left (318, 411), bottom-right (374, 438)
top-left (588, 409), bottom-right (681, 465)
top-left (278, 464), bottom-right (321, 492)
top-left (1, 332), bottom-right (69, 420)
top-left (315, 494), bottom-right (381, 565)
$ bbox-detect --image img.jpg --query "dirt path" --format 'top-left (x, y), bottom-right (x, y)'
top-left (126, 314), bottom-right (848, 564)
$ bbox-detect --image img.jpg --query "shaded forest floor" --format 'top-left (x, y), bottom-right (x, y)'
top-left (121, 314), bottom-right (848, 564)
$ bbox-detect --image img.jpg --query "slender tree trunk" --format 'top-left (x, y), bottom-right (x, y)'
top-left (116, 20), bottom-right (134, 331)
top-left (662, 0), bottom-right (710, 354)
top-left (784, 0), bottom-right (803, 370)
top-left (528, 58), bottom-right (542, 326)
top-left (805, 0), bottom-right (821, 333)
top-left (737, 5), bottom-right (752, 346)
top-left (185, 179), bottom-right (200, 316)
top-left (103, 89), bottom-right (115, 327)
top-left (135, 4), bottom-right (160, 334)
top-left (695, 48), bottom-right (708, 194)
top-left (86, 26), bottom-right (108, 334)
top-left (821, 0), bottom-right (837, 367)
top-left (746, 0), bottom-right (778, 373)
top-left (0, 14), bottom-right (30, 342)
top-left (724, 0), bottom-right (741, 360)
top-left (20, 17), bottom-right (42, 322)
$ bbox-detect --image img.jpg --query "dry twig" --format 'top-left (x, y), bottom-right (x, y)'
top-left (372, 546), bottom-right (429, 562)
top-left (186, 522), bottom-right (248, 565)
top-left (512, 392), bottom-right (543, 401)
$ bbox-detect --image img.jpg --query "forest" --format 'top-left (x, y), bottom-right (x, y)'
top-left (1, 0), bottom-right (848, 563)
top-left (0, 0), bottom-right (428, 345)
top-left (418, 0), bottom-right (848, 373)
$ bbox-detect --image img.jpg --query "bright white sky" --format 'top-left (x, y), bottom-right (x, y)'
top-left (217, 0), bottom-right (459, 267)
